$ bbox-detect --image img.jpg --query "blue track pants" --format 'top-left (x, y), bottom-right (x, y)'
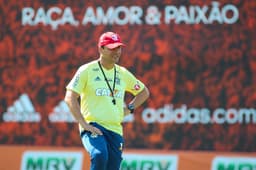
top-left (81, 122), bottom-right (124, 170)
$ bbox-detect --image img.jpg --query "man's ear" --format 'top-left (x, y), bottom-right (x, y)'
top-left (98, 46), bottom-right (104, 53)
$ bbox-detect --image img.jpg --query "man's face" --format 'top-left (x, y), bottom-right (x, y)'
top-left (100, 46), bottom-right (122, 63)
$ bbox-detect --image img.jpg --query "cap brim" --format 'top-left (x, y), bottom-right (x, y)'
top-left (105, 43), bottom-right (125, 49)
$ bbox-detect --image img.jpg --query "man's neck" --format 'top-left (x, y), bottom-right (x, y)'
top-left (99, 58), bottom-right (114, 70)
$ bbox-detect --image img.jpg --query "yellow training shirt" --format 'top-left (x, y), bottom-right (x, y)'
top-left (66, 60), bottom-right (145, 135)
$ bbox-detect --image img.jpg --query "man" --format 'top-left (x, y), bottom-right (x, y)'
top-left (64, 31), bottom-right (150, 170)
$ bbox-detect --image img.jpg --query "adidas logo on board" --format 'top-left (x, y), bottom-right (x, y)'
top-left (2, 93), bottom-right (41, 122)
top-left (48, 100), bottom-right (76, 123)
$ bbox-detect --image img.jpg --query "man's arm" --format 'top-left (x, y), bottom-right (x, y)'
top-left (64, 90), bottom-right (102, 135)
top-left (124, 86), bottom-right (150, 115)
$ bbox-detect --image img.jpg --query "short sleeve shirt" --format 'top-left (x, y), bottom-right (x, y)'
top-left (66, 60), bottom-right (145, 135)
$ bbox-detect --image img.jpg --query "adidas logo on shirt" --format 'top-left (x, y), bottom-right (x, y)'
top-left (48, 100), bottom-right (76, 123)
top-left (94, 76), bottom-right (101, 81)
top-left (2, 93), bottom-right (41, 122)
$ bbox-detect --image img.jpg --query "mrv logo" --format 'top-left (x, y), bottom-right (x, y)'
top-left (212, 157), bottom-right (256, 170)
top-left (121, 154), bottom-right (178, 170)
top-left (21, 151), bottom-right (83, 170)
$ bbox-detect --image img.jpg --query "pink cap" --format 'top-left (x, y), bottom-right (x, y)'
top-left (98, 32), bottom-right (125, 49)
